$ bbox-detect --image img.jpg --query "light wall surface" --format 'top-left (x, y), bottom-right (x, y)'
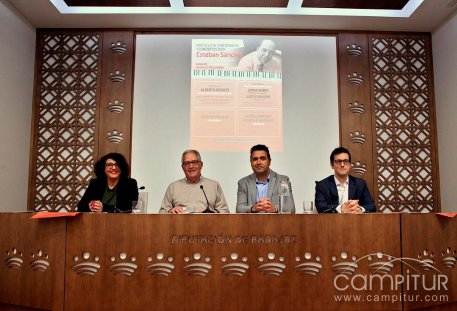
top-left (0, 0), bottom-right (36, 211)
top-left (432, 10), bottom-right (457, 212)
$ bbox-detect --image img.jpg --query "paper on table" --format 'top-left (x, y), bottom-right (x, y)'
top-left (436, 213), bottom-right (457, 218)
top-left (31, 212), bottom-right (79, 219)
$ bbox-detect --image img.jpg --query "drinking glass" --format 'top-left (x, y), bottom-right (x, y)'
top-left (303, 201), bottom-right (315, 214)
top-left (279, 181), bottom-right (292, 214)
top-left (132, 200), bottom-right (143, 214)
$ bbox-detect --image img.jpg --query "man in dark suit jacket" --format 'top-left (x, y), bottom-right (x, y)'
top-left (315, 147), bottom-right (375, 214)
top-left (236, 144), bottom-right (295, 213)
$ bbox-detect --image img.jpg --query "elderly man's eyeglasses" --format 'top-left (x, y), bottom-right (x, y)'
top-left (105, 162), bottom-right (119, 168)
top-left (182, 160), bottom-right (201, 167)
top-left (333, 159), bottom-right (351, 165)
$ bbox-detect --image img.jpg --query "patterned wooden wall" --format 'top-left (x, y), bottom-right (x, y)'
top-left (29, 32), bottom-right (101, 212)
top-left (28, 30), bottom-right (439, 212)
top-left (29, 31), bottom-right (134, 211)
top-left (369, 34), bottom-right (439, 212)
top-left (337, 33), bottom-right (439, 212)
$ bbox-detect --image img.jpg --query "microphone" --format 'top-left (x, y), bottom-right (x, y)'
top-left (138, 186), bottom-right (145, 190)
top-left (320, 205), bottom-right (338, 213)
top-left (200, 185), bottom-right (217, 213)
top-left (113, 206), bottom-right (132, 214)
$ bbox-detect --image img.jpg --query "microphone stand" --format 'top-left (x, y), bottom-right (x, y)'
top-left (200, 185), bottom-right (217, 214)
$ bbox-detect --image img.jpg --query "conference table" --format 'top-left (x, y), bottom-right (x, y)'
top-left (0, 212), bottom-right (456, 310)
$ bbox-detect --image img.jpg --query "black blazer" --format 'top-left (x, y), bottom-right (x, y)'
top-left (314, 175), bottom-right (376, 213)
top-left (77, 178), bottom-right (138, 213)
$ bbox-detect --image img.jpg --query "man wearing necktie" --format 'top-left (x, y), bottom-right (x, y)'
top-left (314, 147), bottom-right (376, 214)
top-left (237, 40), bottom-right (282, 73)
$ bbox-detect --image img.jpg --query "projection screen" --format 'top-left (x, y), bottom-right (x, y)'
top-left (132, 34), bottom-right (339, 213)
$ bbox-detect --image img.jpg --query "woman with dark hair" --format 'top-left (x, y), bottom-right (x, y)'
top-left (77, 153), bottom-right (138, 213)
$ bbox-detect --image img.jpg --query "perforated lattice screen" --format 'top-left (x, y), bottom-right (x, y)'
top-left (32, 34), bottom-right (100, 211)
top-left (372, 37), bottom-right (435, 213)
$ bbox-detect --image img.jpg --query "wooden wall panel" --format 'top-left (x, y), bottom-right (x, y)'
top-left (64, 214), bottom-right (402, 311)
top-left (2, 213), bottom-right (457, 310)
top-left (401, 214), bottom-right (457, 310)
top-left (0, 214), bottom-right (66, 311)
top-left (97, 31), bottom-right (135, 163)
top-left (29, 32), bottom-right (102, 212)
top-left (29, 31), bottom-right (135, 211)
top-left (337, 33), bottom-right (376, 203)
top-left (369, 34), bottom-right (440, 212)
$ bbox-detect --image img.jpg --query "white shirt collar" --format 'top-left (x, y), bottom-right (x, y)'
top-left (256, 173), bottom-right (271, 184)
top-left (334, 175), bottom-right (349, 186)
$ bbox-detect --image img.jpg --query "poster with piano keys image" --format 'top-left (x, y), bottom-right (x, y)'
top-left (190, 38), bottom-right (283, 151)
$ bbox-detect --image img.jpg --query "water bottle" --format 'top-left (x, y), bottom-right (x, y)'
top-left (279, 180), bottom-right (291, 214)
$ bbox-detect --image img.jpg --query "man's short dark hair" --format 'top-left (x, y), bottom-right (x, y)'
top-left (250, 144), bottom-right (271, 160)
top-left (94, 152), bottom-right (129, 180)
top-left (330, 147), bottom-right (351, 163)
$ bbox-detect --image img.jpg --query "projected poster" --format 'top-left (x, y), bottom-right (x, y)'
top-left (190, 39), bottom-right (282, 151)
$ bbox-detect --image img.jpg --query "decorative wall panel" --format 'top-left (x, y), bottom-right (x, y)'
top-left (97, 32), bottom-right (135, 161)
top-left (27, 30), bottom-right (440, 213)
top-left (30, 32), bottom-right (101, 211)
top-left (370, 35), bottom-right (439, 212)
top-left (337, 34), bottom-right (375, 200)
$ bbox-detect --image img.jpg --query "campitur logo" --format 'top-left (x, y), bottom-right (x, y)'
top-left (333, 252), bottom-right (449, 293)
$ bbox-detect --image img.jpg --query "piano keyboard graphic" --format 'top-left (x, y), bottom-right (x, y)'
top-left (192, 69), bottom-right (282, 80)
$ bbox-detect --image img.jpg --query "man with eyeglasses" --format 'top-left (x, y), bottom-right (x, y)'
top-left (236, 144), bottom-right (295, 213)
top-left (237, 39), bottom-right (282, 74)
top-left (159, 149), bottom-right (229, 214)
top-left (315, 147), bottom-right (375, 214)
